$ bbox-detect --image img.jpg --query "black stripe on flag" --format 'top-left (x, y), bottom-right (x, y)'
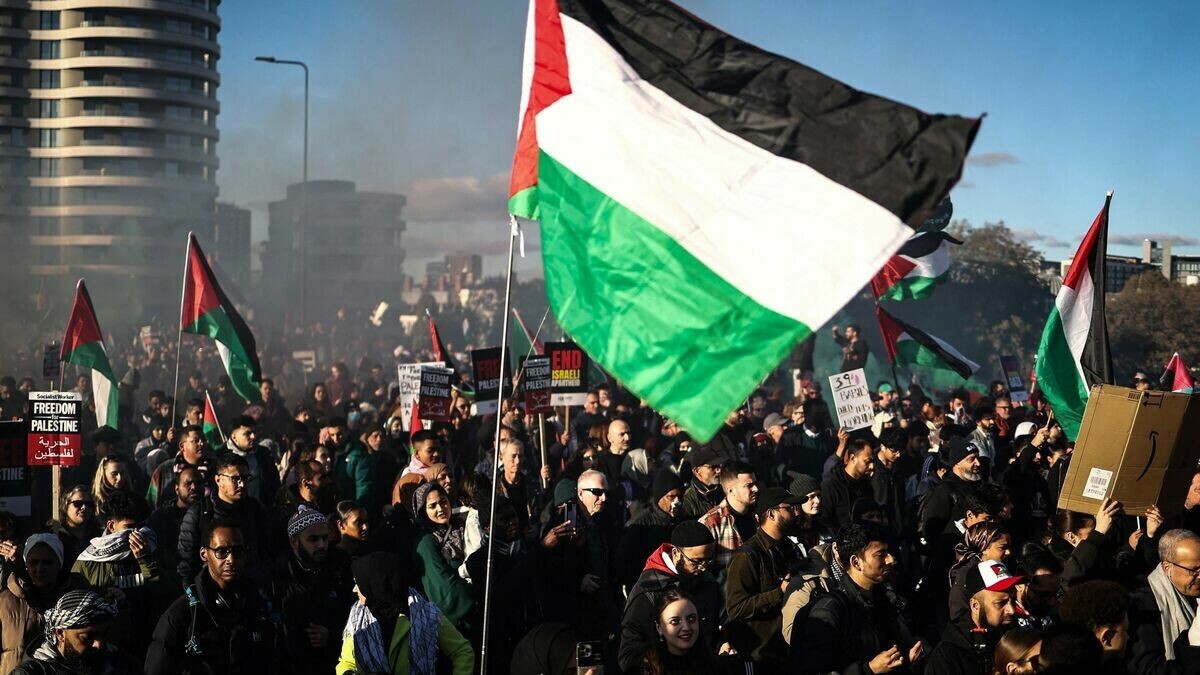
top-left (897, 231), bottom-right (961, 259)
top-left (1080, 193), bottom-right (1114, 387)
top-left (886, 309), bottom-right (977, 380)
top-left (557, 0), bottom-right (981, 227)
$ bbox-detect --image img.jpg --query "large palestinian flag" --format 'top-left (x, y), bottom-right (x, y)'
top-left (181, 233), bottom-right (262, 403)
top-left (877, 305), bottom-right (980, 379)
top-left (1035, 195), bottom-right (1114, 440)
top-left (508, 0), bottom-right (980, 439)
top-left (60, 280), bottom-right (119, 429)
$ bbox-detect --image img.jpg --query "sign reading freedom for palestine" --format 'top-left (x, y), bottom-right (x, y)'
top-left (418, 366), bottom-right (454, 422)
top-left (26, 391), bottom-right (82, 467)
top-left (545, 341), bottom-right (589, 406)
top-left (828, 369), bottom-right (874, 432)
top-left (523, 356), bottom-right (553, 415)
top-left (397, 362), bottom-right (443, 431)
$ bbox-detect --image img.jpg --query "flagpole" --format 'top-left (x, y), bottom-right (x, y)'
top-left (171, 234), bottom-right (192, 427)
top-left (479, 215), bottom-right (519, 674)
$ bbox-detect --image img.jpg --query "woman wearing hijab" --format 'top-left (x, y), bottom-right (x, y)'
top-left (0, 534), bottom-right (88, 672)
top-left (336, 552), bottom-right (473, 675)
top-left (410, 482), bottom-right (473, 633)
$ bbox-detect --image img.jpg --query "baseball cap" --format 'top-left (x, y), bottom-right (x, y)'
top-left (964, 560), bottom-right (1024, 598)
top-left (689, 445), bottom-right (724, 468)
top-left (762, 413), bottom-right (788, 432)
top-left (753, 487), bottom-right (804, 517)
top-left (878, 383), bottom-right (895, 394)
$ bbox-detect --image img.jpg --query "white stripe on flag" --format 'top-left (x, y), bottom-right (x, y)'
top-left (92, 369), bottom-right (113, 428)
top-left (1055, 279), bottom-right (1092, 391)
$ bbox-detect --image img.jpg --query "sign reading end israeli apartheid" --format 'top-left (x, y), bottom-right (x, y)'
top-left (471, 348), bottom-right (513, 416)
top-left (398, 362), bottom-right (443, 431)
top-left (418, 366), bottom-right (454, 422)
top-left (545, 341), bottom-right (589, 406)
top-left (828, 369), bottom-right (873, 432)
top-left (523, 356), bottom-right (553, 415)
top-left (26, 391), bottom-right (82, 466)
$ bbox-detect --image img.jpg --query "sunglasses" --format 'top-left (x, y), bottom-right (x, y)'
top-left (204, 545), bottom-right (248, 560)
top-left (217, 474), bottom-right (255, 485)
top-left (579, 487), bottom-right (606, 497)
top-left (68, 499), bottom-right (94, 509)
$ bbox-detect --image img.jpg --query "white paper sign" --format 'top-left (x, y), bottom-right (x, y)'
top-left (397, 362), bottom-right (444, 431)
top-left (828, 368), bottom-right (874, 432)
top-left (1082, 467), bottom-right (1114, 500)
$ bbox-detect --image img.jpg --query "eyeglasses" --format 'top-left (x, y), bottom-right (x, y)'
top-left (203, 545), bottom-right (248, 560)
top-left (579, 487), bottom-right (606, 497)
top-left (1169, 560), bottom-right (1200, 577)
top-left (677, 548), bottom-right (713, 570)
top-left (68, 499), bottom-right (94, 509)
top-left (217, 474), bottom-right (254, 485)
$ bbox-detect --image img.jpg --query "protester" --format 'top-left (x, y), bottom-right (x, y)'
top-left (616, 469), bottom-right (683, 588)
top-left (991, 627), bottom-right (1042, 675)
top-left (699, 461), bottom-right (759, 573)
top-left (10, 590), bottom-right (140, 675)
top-left (678, 446), bottom-right (724, 520)
top-left (926, 560), bottom-right (1021, 674)
top-left (411, 481), bottom-right (473, 631)
top-left (821, 438), bottom-right (876, 531)
top-left (639, 588), bottom-right (721, 674)
top-left (403, 430), bottom-right (443, 478)
top-left (1058, 580), bottom-right (1132, 674)
top-left (49, 486), bottom-right (100, 571)
top-left (176, 453), bottom-right (274, 585)
top-left (335, 499), bottom-right (372, 559)
top-left (224, 415), bottom-right (283, 505)
top-left (0, 535), bottom-right (87, 673)
top-left (146, 425), bottom-right (210, 507)
top-left (1126, 528), bottom-right (1200, 674)
top-left (145, 465), bottom-right (201, 573)
top-left (1038, 621), bottom-right (1105, 674)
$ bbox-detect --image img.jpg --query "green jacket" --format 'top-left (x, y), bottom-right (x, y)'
top-left (334, 441), bottom-right (375, 506)
top-left (413, 533), bottom-right (474, 631)
top-left (335, 612), bottom-right (474, 675)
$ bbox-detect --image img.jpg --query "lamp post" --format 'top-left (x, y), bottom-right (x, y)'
top-left (255, 56), bottom-right (309, 326)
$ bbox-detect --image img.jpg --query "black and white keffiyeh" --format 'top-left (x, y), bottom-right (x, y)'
top-left (40, 590), bottom-right (117, 645)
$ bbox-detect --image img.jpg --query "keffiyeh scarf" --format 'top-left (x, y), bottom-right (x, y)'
top-left (76, 527), bottom-right (156, 564)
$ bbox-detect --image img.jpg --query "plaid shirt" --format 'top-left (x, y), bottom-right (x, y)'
top-left (699, 498), bottom-right (744, 572)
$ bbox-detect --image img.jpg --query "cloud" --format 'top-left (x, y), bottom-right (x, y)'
top-left (403, 171), bottom-right (510, 222)
top-left (1011, 228), bottom-right (1073, 248)
top-left (966, 152), bottom-right (1018, 167)
top-left (955, 180), bottom-right (975, 189)
top-left (1109, 233), bottom-right (1200, 247)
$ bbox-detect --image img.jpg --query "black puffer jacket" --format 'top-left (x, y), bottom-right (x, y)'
top-left (791, 572), bottom-right (917, 675)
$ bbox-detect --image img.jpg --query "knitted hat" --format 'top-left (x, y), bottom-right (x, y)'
top-left (670, 520), bottom-right (715, 548)
top-left (941, 435), bottom-right (980, 468)
top-left (23, 533), bottom-right (63, 566)
top-left (287, 505), bottom-right (328, 539)
top-left (651, 469), bottom-right (684, 503)
top-left (787, 472), bottom-right (820, 500)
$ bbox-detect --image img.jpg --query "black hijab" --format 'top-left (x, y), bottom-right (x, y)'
top-left (351, 552), bottom-right (407, 626)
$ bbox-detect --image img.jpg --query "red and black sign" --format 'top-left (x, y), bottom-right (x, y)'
top-left (26, 391), bottom-right (81, 467)
top-left (545, 341), bottom-right (590, 406)
top-left (471, 347), bottom-right (513, 415)
top-left (523, 356), bottom-right (553, 415)
top-left (417, 366), bottom-right (453, 422)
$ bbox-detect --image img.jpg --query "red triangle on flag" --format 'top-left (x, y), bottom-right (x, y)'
top-left (61, 280), bottom-right (103, 358)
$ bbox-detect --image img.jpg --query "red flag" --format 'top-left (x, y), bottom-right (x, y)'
top-left (1161, 353), bottom-right (1196, 394)
top-left (425, 310), bottom-right (459, 374)
top-left (409, 394), bottom-right (425, 442)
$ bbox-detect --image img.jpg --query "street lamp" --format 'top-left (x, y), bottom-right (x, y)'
top-left (255, 55), bottom-right (309, 326)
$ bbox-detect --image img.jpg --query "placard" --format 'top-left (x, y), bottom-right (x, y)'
top-left (999, 355), bottom-right (1029, 403)
top-left (827, 368), bottom-right (873, 432)
top-left (397, 362), bottom-right (443, 431)
top-left (42, 343), bottom-right (60, 381)
top-left (26, 391), bottom-right (82, 466)
top-left (0, 422), bottom-right (30, 516)
top-left (545, 341), bottom-right (589, 406)
top-left (292, 350), bottom-right (317, 374)
top-left (523, 356), bottom-right (553, 415)
top-left (471, 348), bottom-right (513, 415)
top-left (417, 366), bottom-right (453, 422)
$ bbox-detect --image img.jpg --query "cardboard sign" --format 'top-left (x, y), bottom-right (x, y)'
top-left (827, 368), bottom-right (874, 432)
top-left (26, 391), bottom-right (82, 466)
top-left (292, 350), bottom-right (317, 374)
top-left (0, 422), bottom-right (31, 516)
top-left (523, 356), bottom-right (553, 415)
top-left (545, 341), bottom-right (589, 406)
top-left (397, 362), bottom-right (443, 431)
top-left (42, 343), bottom-right (59, 381)
top-left (471, 348), bottom-right (513, 415)
top-left (1058, 385), bottom-right (1200, 516)
top-left (417, 366), bottom-right (454, 422)
top-left (999, 355), bottom-right (1029, 403)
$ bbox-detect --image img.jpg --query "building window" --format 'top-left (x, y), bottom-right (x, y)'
top-left (38, 70), bottom-right (59, 89)
top-left (39, 99), bottom-right (58, 118)
top-left (39, 12), bottom-right (59, 30)
top-left (165, 76), bottom-right (191, 92)
top-left (39, 41), bottom-right (59, 59)
top-left (39, 159), bottom-right (58, 177)
top-left (164, 133), bottom-right (190, 148)
top-left (38, 129), bottom-right (58, 147)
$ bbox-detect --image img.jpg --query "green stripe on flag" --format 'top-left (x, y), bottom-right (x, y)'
top-left (185, 309), bottom-right (259, 403)
top-left (896, 339), bottom-right (966, 379)
top-left (535, 150), bottom-right (809, 441)
top-left (879, 274), bottom-right (946, 302)
top-left (1035, 308), bottom-right (1090, 440)
top-left (64, 341), bottom-right (119, 428)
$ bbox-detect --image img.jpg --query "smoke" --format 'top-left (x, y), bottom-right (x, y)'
top-left (965, 152), bottom-right (1019, 167)
top-left (1011, 228), bottom-right (1074, 249)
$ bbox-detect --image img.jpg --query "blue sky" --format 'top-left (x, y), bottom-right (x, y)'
top-left (215, 1), bottom-right (1200, 275)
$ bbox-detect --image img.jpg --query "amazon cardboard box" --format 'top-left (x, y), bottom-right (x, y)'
top-left (1058, 385), bottom-right (1200, 517)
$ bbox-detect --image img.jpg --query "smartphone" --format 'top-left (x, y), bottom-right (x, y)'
top-left (576, 640), bottom-right (603, 667)
top-left (565, 502), bottom-right (577, 530)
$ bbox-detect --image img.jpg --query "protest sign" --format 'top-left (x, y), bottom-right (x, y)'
top-left (42, 343), bottom-right (59, 381)
top-left (292, 350), bottom-right (317, 374)
top-left (471, 348), bottom-right (513, 415)
top-left (545, 341), bottom-right (589, 406)
top-left (523, 356), bottom-right (553, 415)
top-left (1058, 385), bottom-right (1200, 516)
top-left (418, 366), bottom-right (454, 422)
top-left (139, 325), bottom-right (160, 354)
top-left (827, 368), bottom-right (874, 431)
top-left (26, 391), bottom-right (81, 466)
top-left (0, 422), bottom-right (30, 517)
top-left (398, 362), bottom-right (443, 431)
top-left (999, 354), bottom-right (1029, 403)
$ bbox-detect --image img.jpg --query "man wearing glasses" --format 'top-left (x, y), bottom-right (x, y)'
top-left (1126, 528), bottom-right (1200, 674)
top-left (726, 487), bottom-right (805, 672)
top-left (176, 454), bottom-right (274, 588)
top-left (618, 520), bottom-right (726, 671)
top-left (147, 519), bottom-right (283, 675)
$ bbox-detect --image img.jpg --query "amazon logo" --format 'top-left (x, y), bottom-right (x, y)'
top-left (1136, 430), bottom-right (1158, 482)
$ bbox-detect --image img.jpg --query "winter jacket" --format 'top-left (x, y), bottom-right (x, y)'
top-left (334, 608), bottom-right (475, 675)
top-left (1126, 582), bottom-right (1184, 675)
top-left (791, 572), bottom-right (917, 675)
top-left (222, 439), bottom-right (282, 506)
top-left (0, 574), bottom-right (86, 674)
top-left (618, 544), bottom-right (723, 672)
top-left (924, 617), bottom-right (993, 675)
top-left (271, 552), bottom-right (355, 675)
top-left (333, 440), bottom-right (375, 507)
top-left (678, 480), bottom-right (722, 521)
top-left (918, 472), bottom-right (978, 548)
top-left (11, 643), bottom-right (141, 675)
top-left (820, 466), bottom-right (875, 531)
top-left (71, 547), bottom-right (179, 659)
top-left (413, 531), bottom-right (474, 632)
top-left (615, 505), bottom-right (674, 589)
top-left (726, 529), bottom-right (801, 667)
top-left (176, 494), bottom-right (274, 587)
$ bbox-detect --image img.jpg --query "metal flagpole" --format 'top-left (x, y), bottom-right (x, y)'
top-left (170, 235), bottom-right (192, 427)
top-left (479, 215), bottom-right (520, 674)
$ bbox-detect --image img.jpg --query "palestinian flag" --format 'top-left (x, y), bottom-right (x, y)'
top-left (181, 233), bottom-right (262, 403)
top-left (877, 305), bottom-right (980, 380)
top-left (1035, 194), bottom-right (1114, 440)
top-left (60, 280), bottom-right (119, 429)
top-left (508, 0), bottom-right (979, 439)
top-left (1161, 353), bottom-right (1195, 394)
top-left (871, 230), bottom-right (962, 301)
top-left (426, 310), bottom-right (460, 374)
top-left (202, 390), bottom-right (224, 445)
top-left (511, 308), bottom-right (545, 359)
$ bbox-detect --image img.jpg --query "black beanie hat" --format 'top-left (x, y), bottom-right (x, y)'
top-left (651, 469), bottom-right (684, 503)
top-left (670, 520), bottom-right (715, 548)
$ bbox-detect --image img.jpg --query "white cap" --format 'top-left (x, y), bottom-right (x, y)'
top-left (1014, 421), bottom-right (1037, 439)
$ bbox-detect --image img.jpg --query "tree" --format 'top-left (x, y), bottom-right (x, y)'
top-left (1108, 271), bottom-right (1200, 381)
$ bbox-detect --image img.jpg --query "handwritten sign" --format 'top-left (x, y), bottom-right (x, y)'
top-left (999, 355), bottom-right (1029, 403)
top-left (471, 348), bottom-right (513, 416)
top-left (544, 341), bottom-right (589, 406)
top-left (397, 362), bottom-right (443, 431)
top-left (417, 366), bottom-right (454, 422)
top-left (523, 356), bottom-right (553, 415)
top-left (828, 369), bottom-right (873, 432)
top-left (26, 391), bottom-right (81, 466)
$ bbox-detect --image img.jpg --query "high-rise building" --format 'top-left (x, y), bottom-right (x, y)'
top-left (212, 201), bottom-right (249, 292)
top-left (444, 251), bottom-right (482, 285)
top-left (262, 180), bottom-right (406, 323)
top-left (0, 1), bottom-right (221, 322)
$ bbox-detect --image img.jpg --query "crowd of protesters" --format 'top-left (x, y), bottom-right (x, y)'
top-left (0, 319), bottom-right (1195, 675)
